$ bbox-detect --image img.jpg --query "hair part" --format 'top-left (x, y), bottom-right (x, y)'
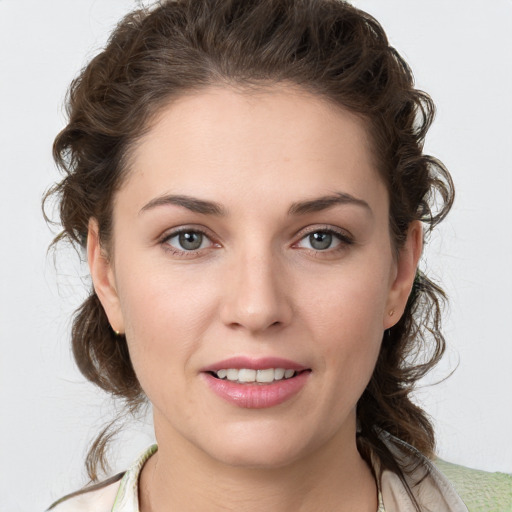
top-left (45, 1), bottom-right (454, 508)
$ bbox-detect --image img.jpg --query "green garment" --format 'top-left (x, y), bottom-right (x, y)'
top-left (49, 443), bottom-right (512, 511)
top-left (435, 458), bottom-right (512, 512)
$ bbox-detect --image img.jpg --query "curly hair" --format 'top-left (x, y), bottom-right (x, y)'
top-left (45, 0), bottom-right (454, 507)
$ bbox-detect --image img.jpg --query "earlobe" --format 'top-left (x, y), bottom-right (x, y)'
top-left (384, 221), bottom-right (423, 330)
top-left (87, 219), bottom-right (125, 334)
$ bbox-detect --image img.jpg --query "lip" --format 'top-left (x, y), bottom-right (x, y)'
top-left (200, 356), bottom-right (311, 409)
top-left (201, 356), bottom-right (309, 372)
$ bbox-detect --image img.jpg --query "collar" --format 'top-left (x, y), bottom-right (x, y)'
top-left (109, 433), bottom-right (467, 512)
top-left (377, 432), bottom-right (468, 512)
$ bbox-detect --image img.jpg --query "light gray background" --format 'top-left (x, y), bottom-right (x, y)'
top-left (1, 1), bottom-right (511, 510)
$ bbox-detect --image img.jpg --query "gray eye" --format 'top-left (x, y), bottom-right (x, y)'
top-left (309, 231), bottom-right (333, 250)
top-left (178, 231), bottom-right (203, 250)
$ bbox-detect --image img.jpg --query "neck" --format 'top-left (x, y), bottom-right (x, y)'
top-left (140, 424), bottom-right (378, 512)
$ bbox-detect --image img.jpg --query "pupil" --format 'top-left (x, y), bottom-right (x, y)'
top-left (179, 232), bottom-right (202, 250)
top-left (310, 231), bottom-right (332, 250)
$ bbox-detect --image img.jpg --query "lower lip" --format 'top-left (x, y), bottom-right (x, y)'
top-left (202, 371), bottom-right (310, 409)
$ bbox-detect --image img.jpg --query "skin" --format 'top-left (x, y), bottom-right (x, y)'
top-left (89, 85), bottom-right (422, 511)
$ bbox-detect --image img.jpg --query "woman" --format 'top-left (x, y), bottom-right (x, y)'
top-left (44, 0), bottom-right (511, 510)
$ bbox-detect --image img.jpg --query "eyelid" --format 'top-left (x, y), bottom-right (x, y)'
top-left (159, 225), bottom-right (221, 255)
top-left (293, 225), bottom-right (355, 245)
top-left (157, 224), bottom-right (353, 257)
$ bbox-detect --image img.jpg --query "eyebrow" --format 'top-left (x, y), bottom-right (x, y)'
top-left (139, 194), bottom-right (226, 216)
top-left (288, 192), bottom-right (373, 216)
top-left (139, 191), bottom-right (372, 217)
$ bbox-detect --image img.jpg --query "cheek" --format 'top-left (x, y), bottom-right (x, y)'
top-left (114, 263), bottom-right (218, 383)
top-left (302, 265), bottom-right (390, 337)
top-left (298, 260), bottom-right (391, 382)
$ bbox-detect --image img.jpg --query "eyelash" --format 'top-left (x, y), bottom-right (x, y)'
top-left (159, 225), bottom-right (354, 257)
top-left (160, 227), bottom-right (216, 257)
top-left (293, 226), bottom-right (354, 254)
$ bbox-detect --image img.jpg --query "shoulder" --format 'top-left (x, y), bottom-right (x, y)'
top-left (47, 473), bottom-right (123, 512)
top-left (47, 444), bottom-right (157, 512)
top-left (378, 431), bottom-right (512, 511)
top-left (434, 458), bottom-right (512, 512)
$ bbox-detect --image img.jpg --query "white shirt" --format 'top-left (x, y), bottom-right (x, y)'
top-left (49, 433), bottom-right (472, 512)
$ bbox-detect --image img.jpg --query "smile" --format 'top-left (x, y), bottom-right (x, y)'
top-left (212, 368), bottom-right (298, 383)
top-left (202, 357), bottom-right (311, 408)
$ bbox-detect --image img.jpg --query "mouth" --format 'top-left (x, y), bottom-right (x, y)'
top-left (201, 357), bottom-right (311, 408)
top-left (207, 368), bottom-right (308, 384)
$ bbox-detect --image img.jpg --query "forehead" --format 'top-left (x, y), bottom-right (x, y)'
top-left (122, 85), bottom-right (386, 214)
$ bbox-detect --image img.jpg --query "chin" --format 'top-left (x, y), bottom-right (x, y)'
top-left (209, 443), bottom-right (304, 470)
top-left (196, 422), bottom-right (327, 470)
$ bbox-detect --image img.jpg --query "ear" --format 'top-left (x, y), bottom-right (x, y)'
top-left (383, 220), bottom-right (423, 330)
top-left (87, 218), bottom-right (125, 334)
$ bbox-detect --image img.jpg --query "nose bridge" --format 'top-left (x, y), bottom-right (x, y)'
top-left (221, 239), bottom-right (291, 333)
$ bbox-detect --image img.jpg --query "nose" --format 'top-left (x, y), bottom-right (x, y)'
top-left (220, 248), bottom-right (293, 334)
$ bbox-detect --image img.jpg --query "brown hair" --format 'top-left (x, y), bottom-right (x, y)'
top-left (45, 0), bottom-right (454, 506)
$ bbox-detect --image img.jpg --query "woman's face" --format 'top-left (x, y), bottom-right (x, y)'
top-left (90, 86), bottom-right (420, 468)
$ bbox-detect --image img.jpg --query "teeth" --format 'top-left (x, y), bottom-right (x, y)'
top-left (274, 368), bottom-right (285, 380)
top-left (284, 369), bottom-right (295, 378)
top-left (238, 369), bottom-right (256, 382)
top-left (213, 368), bottom-right (298, 383)
top-left (256, 368), bottom-right (274, 383)
top-left (226, 369), bottom-right (239, 381)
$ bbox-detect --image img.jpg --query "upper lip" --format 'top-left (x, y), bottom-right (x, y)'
top-left (201, 356), bottom-right (309, 373)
